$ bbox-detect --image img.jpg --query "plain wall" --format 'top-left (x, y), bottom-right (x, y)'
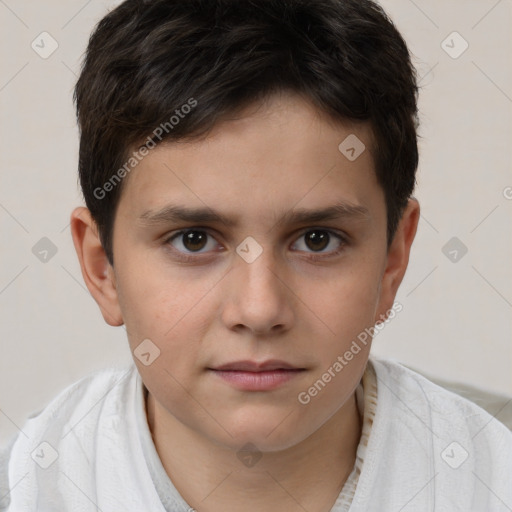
top-left (1, 0), bottom-right (511, 448)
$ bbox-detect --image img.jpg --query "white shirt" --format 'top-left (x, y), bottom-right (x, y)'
top-left (1, 356), bottom-right (511, 511)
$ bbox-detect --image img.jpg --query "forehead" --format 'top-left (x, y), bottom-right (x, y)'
top-left (117, 93), bottom-right (381, 224)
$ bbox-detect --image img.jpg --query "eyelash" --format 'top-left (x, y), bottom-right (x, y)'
top-left (163, 228), bottom-right (348, 263)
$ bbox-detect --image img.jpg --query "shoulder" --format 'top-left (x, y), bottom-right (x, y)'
top-left (0, 438), bottom-right (16, 511)
top-left (19, 364), bottom-right (136, 436)
top-left (370, 355), bottom-right (512, 439)
top-left (371, 356), bottom-right (510, 424)
top-left (365, 355), bottom-right (512, 507)
top-left (29, 364), bottom-right (136, 440)
top-left (0, 364), bottom-right (138, 511)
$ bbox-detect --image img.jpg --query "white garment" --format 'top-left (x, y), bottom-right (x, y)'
top-left (1, 356), bottom-right (511, 511)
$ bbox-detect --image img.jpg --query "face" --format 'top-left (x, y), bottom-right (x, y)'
top-left (72, 91), bottom-right (418, 453)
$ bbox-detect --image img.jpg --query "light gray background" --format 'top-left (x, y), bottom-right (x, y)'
top-left (1, 0), bottom-right (511, 448)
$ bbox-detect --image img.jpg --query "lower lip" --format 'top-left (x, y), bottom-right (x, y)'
top-left (210, 369), bottom-right (304, 391)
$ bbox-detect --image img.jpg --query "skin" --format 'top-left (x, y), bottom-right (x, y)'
top-left (70, 91), bottom-right (420, 512)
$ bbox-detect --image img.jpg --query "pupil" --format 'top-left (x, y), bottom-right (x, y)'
top-left (184, 231), bottom-right (207, 251)
top-left (306, 230), bottom-right (329, 251)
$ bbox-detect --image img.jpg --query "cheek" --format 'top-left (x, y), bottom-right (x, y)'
top-left (309, 260), bottom-right (382, 350)
top-left (115, 255), bottom-right (205, 340)
top-left (115, 269), bottom-right (218, 391)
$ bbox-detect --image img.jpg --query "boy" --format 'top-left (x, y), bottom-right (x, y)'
top-left (1, 0), bottom-right (511, 510)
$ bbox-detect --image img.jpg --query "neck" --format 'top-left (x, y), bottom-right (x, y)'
top-left (146, 390), bottom-right (362, 512)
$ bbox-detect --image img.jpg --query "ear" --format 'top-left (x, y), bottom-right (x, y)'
top-left (374, 198), bottom-right (420, 323)
top-left (69, 206), bottom-right (124, 326)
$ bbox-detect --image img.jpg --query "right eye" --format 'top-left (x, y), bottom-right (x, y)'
top-left (164, 229), bottom-right (222, 258)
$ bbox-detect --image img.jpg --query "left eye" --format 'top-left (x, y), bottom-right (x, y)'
top-left (291, 229), bottom-right (345, 254)
top-left (165, 228), bottom-right (346, 257)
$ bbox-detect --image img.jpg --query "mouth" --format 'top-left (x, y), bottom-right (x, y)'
top-left (208, 360), bottom-right (306, 391)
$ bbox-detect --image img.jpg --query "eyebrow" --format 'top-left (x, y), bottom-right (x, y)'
top-left (138, 201), bottom-right (370, 229)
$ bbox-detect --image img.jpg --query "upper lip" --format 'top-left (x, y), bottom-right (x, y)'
top-left (211, 360), bottom-right (303, 372)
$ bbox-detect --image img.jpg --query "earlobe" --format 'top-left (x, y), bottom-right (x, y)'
top-left (69, 206), bottom-right (124, 326)
top-left (374, 198), bottom-right (420, 323)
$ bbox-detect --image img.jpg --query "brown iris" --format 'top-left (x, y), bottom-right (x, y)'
top-left (182, 231), bottom-right (208, 252)
top-left (303, 230), bottom-right (330, 252)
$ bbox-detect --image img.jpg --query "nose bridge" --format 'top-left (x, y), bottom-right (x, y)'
top-left (224, 236), bottom-right (293, 333)
top-left (235, 236), bottom-right (282, 298)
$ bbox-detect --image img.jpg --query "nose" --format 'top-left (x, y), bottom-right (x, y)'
top-left (221, 244), bottom-right (295, 337)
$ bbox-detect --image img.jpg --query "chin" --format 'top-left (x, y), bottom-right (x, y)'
top-left (215, 414), bottom-right (311, 453)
